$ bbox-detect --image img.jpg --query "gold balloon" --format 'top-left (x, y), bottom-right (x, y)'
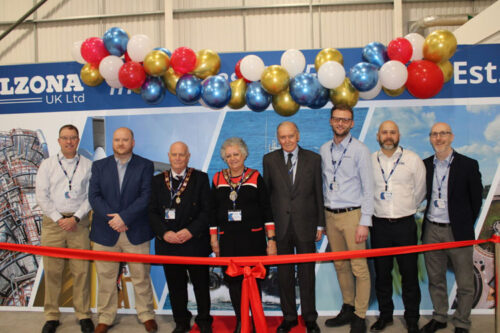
top-left (438, 60), bottom-right (453, 83)
top-left (423, 29), bottom-right (457, 63)
top-left (315, 48), bottom-right (344, 71)
top-left (163, 67), bottom-right (181, 95)
top-left (260, 65), bottom-right (290, 95)
top-left (191, 49), bottom-right (221, 79)
top-left (143, 50), bottom-right (170, 76)
top-left (228, 79), bottom-right (247, 109)
top-left (131, 87), bottom-right (141, 94)
top-left (383, 86), bottom-right (405, 97)
top-left (272, 90), bottom-right (300, 117)
top-left (330, 78), bottom-right (359, 108)
top-left (80, 63), bottom-right (103, 87)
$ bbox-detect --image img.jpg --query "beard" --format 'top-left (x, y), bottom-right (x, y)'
top-left (379, 139), bottom-right (399, 150)
top-left (333, 127), bottom-right (350, 138)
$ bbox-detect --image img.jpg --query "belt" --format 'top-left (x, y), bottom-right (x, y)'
top-left (325, 206), bottom-right (360, 214)
top-left (374, 215), bottom-right (413, 223)
top-left (425, 219), bottom-right (451, 227)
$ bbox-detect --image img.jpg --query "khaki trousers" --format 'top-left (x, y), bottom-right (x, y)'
top-left (325, 209), bottom-right (371, 318)
top-left (41, 215), bottom-right (91, 321)
top-left (93, 232), bottom-right (155, 325)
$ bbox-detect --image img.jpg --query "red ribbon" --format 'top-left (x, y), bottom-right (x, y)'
top-left (225, 261), bottom-right (268, 333)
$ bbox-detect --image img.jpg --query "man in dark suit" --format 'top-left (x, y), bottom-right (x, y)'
top-left (149, 141), bottom-right (212, 333)
top-left (263, 121), bottom-right (325, 333)
top-left (89, 127), bottom-right (157, 333)
top-left (420, 122), bottom-right (483, 333)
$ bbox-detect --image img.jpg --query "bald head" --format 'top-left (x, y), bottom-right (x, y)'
top-left (377, 120), bottom-right (400, 154)
top-left (277, 121), bottom-right (300, 153)
top-left (169, 141), bottom-right (190, 174)
top-left (112, 127), bottom-right (135, 159)
top-left (429, 122), bottom-right (454, 159)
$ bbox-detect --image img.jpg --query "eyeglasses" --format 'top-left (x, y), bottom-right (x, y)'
top-left (331, 117), bottom-right (353, 124)
top-left (59, 136), bottom-right (79, 141)
top-left (429, 131), bottom-right (452, 138)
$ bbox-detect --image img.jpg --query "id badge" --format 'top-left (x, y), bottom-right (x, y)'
top-left (380, 191), bottom-right (392, 200)
top-left (433, 199), bottom-right (446, 209)
top-left (228, 210), bottom-right (242, 222)
top-left (329, 182), bottom-right (339, 192)
top-left (165, 208), bottom-right (176, 220)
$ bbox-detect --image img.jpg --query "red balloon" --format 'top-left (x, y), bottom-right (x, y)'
top-left (170, 47), bottom-right (197, 74)
top-left (81, 37), bottom-right (109, 65)
top-left (124, 51), bottom-right (131, 62)
top-left (406, 60), bottom-right (444, 99)
top-left (118, 61), bottom-right (146, 90)
top-left (235, 59), bottom-right (251, 83)
top-left (387, 37), bottom-right (413, 64)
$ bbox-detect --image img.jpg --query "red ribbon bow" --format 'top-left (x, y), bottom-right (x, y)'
top-left (226, 261), bottom-right (268, 333)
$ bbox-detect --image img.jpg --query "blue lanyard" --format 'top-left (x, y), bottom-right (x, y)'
top-left (287, 155), bottom-right (297, 177)
top-left (57, 153), bottom-right (80, 192)
top-left (376, 147), bottom-right (403, 191)
top-left (170, 171), bottom-right (185, 202)
top-left (230, 168), bottom-right (247, 209)
top-left (433, 152), bottom-right (454, 199)
top-left (330, 136), bottom-right (352, 183)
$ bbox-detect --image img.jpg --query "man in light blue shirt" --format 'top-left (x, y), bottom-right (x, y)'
top-left (320, 104), bottom-right (374, 333)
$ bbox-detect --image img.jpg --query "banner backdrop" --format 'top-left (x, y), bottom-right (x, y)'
top-left (0, 44), bottom-right (499, 315)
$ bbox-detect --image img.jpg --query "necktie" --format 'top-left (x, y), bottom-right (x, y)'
top-left (286, 153), bottom-right (293, 184)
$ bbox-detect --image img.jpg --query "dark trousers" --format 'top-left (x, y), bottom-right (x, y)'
top-left (163, 264), bottom-right (212, 325)
top-left (277, 225), bottom-right (318, 322)
top-left (370, 215), bottom-right (421, 322)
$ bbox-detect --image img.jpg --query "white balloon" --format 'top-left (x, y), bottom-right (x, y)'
top-left (379, 60), bottom-right (408, 90)
top-left (280, 49), bottom-right (306, 77)
top-left (359, 79), bottom-right (382, 100)
top-left (71, 40), bottom-right (86, 64)
top-left (106, 78), bottom-right (123, 89)
top-left (240, 55), bottom-right (265, 82)
top-left (317, 61), bottom-right (346, 89)
top-left (127, 34), bottom-right (153, 62)
top-left (99, 55), bottom-right (123, 81)
top-left (404, 33), bottom-right (425, 61)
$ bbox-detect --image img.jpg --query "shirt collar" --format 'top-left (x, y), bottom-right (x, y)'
top-left (58, 151), bottom-right (79, 162)
top-left (378, 146), bottom-right (403, 160)
top-left (172, 168), bottom-right (187, 178)
top-left (115, 155), bottom-right (132, 166)
top-left (433, 149), bottom-right (454, 165)
top-left (282, 146), bottom-right (299, 159)
top-left (333, 133), bottom-right (352, 148)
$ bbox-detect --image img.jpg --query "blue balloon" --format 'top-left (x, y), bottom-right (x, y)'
top-left (308, 86), bottom-right (329, 109)
top-left (289, 73), bottom-right (322, 106)
top-left (349, 62), bottom-right (379, 92)
top-left (245, 82), bottom-right (271, 112)
top-left (362, 42), bottom-right (388, 68)
top-left (103, 27), bottom-right (129, 57)
top-left (201, 75), bottom-right (231, 109)
top-left (176, 75), bottom-right (202, 105)
top-left (141, 76), bottom-right (165, 104)
top-left (154, 47), bottom-right (172, 58)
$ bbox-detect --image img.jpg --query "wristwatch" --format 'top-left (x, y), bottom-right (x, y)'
top-left (73, 216), bottom-right (80, 223)
top-left (267, 236), bottom-right (277, 242)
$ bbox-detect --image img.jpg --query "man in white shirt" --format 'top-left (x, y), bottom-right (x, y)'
top-left (35, 124), bottom-right (94, 333)
top-left (369, 121), bottom-right (425, 333)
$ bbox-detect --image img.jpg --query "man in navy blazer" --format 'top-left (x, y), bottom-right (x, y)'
top-left (420, 123), bottom-right (483, 333)
top-left (89, 127), bottom-right (157, 333)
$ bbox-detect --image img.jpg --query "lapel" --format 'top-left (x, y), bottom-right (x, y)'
top-left (426, 157), bottom-right (434, 200)
top-left (293, 147), bottom-right (305, 191)
top-left (447, 152), bottom-right (458, 198)
top-left (120, 154), bottom-right (136, 196)
top-left (275, 149), bottom-right (292, 191)
top-left (107, 156), bottom-right (121, 199)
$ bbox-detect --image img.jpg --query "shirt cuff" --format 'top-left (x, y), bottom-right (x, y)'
top-left (359, 214), bottom-right (372, 227)
top-left (49, 212), bottom-right (63, 223)
top-left (317, 226), bottom-right (324, 231)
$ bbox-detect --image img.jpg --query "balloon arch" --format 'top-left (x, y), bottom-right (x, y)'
top-left (74, 27), bottom-right (457, 116)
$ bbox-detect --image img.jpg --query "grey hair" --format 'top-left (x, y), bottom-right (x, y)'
top-left (220, 137), bottom-right (249, 161)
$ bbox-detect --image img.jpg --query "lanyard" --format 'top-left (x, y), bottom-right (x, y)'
top-left (287, 154), bottom-right (297, 177)
top-left (170, 171), bottom-right (186, 203)
top-left (330, 136), bottom-right (352, 183)
top-left (57, 153), bottom-right (80, 192)
top-left (433, 152), bottom-right (454, 199)
top-left (229, 168), bottom-right (247, 209)
top-left (377, 147), bottom-right (403, 191)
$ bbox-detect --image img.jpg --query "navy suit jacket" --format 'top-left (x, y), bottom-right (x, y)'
top-left (89, 154), bottom-right (154, 246)
top-left (423, 152), bottom-right (483, 241)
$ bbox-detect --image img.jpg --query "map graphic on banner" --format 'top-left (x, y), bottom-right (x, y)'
top-left (0, 44), bottom-right (499, 315)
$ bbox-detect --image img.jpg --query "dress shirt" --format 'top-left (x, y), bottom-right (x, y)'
top-left (320, 134), bottom-right (374, 226)
top-left (427, 151), bottom-right (453, 223)
top-left (372, 147), bottom-right (426, 218)
top-left (115, 156), bottom-right (131, 191)
top-left (282, 146), bottom-right (298, 183)
top-left (171, 168), bottom-right (187, 180)
top-left (35, 151), bottom-right (92, 222)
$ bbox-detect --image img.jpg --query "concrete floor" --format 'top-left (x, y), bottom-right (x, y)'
top-left (0, 311), bottom-right (495, 332)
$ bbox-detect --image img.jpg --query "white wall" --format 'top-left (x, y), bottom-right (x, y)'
top-left (0, 0), bottom-right (496, 65)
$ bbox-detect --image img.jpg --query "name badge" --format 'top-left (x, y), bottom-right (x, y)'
top-left (165, 209), bottom-right (176, 220)
top-left (380, 191), bottom-right (392, 200)
top-left (228, 210), bottom-right (242, 222)
top-left (433, 199), bottom-right (446, 209)
top-left (329, 182), bottom-right (339, 192)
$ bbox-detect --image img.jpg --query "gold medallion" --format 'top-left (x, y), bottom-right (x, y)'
top-left (175, 196), bottom-right (181, 204)
top-left (229, 190), bottom-right (238, 201)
